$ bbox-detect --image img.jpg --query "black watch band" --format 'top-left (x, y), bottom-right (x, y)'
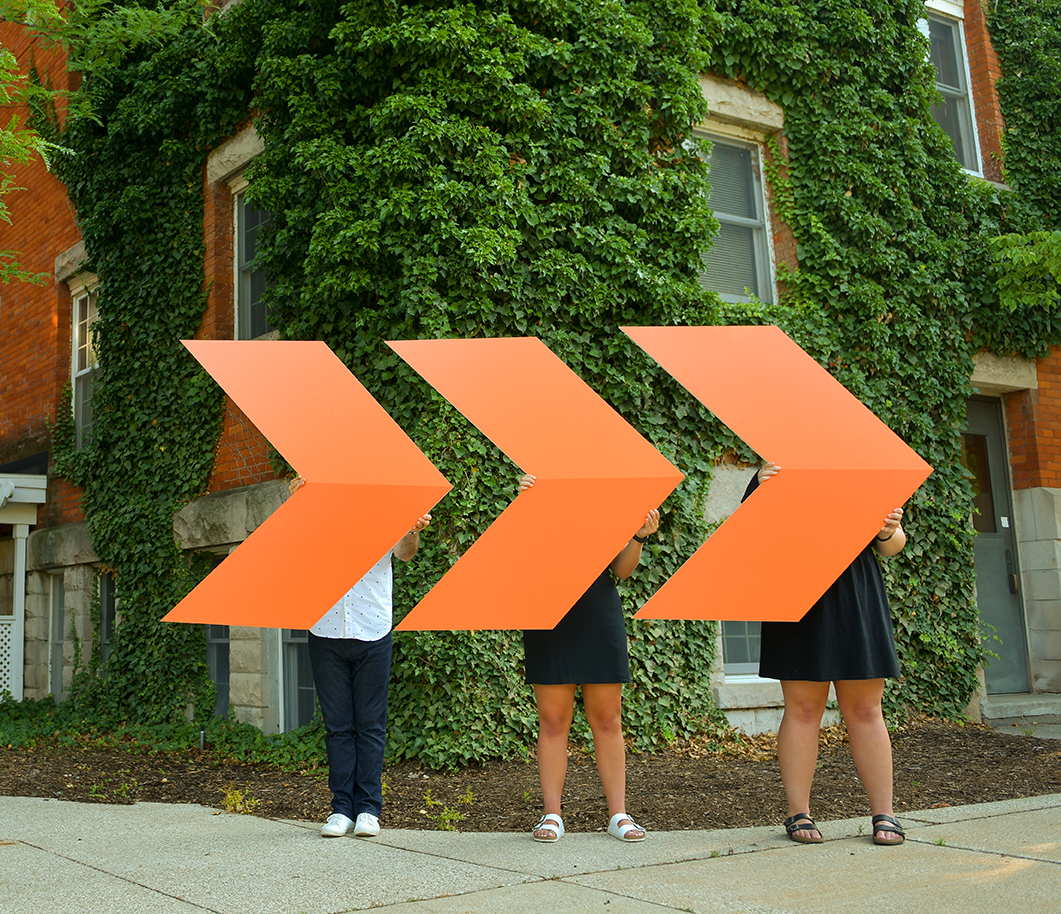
top-left (632, 533), bottom-right (649, 544)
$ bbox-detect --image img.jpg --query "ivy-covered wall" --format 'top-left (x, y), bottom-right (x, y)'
top-left (13, 0), bottom-right (1061, 764)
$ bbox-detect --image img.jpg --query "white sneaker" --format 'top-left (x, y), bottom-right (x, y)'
top-left (321, 813), bottom-right (354, 837)
top-left (353, 812), bottom-right (380, 837)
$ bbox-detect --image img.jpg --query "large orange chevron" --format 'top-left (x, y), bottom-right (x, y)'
top-left (623, 325), bottom-right (932, 622)
top-left (388, 337), bottom-right (684, 631)
top-left (163, 341), bottom-right (451, 629)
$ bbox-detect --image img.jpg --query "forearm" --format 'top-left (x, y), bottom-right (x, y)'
top-left (394, 530), bottom-right (420, 562)
top-left (609, 538), bottom-right (644, 581)
top-left (873, 527), bottom-right (906, 557)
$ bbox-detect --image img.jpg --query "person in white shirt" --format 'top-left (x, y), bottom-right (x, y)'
top-left (288, 476), bottom-right (430, 838)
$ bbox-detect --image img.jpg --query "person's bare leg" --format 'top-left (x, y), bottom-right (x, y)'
top-left (532, 684), bottom-right (576, 838)
top-left (583, 682), bottom-right (643, 837)
top-left (778, 680), bottom-right (830, 840)
top-left (835, 679), bottom-right (900, 842)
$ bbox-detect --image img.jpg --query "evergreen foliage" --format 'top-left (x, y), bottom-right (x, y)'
top-left (988, 0), bottom-right (1061, 231)
top-left (247, 0), bottom-right (724, 764)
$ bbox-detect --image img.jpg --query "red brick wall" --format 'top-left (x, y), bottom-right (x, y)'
top-left (1006, 347), bottom-right (1061, 490)
top-left (0, 25), bottom-right (86, 526)
top-left (0, 23), bottom-right (281, 535)
top-left (964, 0), bottom-right (1005, 183)
top-left (201, 177), bottom-right (235, 341)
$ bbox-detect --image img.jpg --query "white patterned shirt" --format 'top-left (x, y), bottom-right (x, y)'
top-left (309, 550), bottom-right (394, 642)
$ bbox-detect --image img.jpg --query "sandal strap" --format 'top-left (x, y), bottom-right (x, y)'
top-left (536, 814), bottom-right (562, 828)
top-left (872, 815), bottom-right (904, 834)
top-left (784, 814), bottom-right (819, 833)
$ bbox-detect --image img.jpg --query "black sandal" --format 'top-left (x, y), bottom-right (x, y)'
top-left (871, 814), bottom-right (905, 845)
top-left (784, 813), bottom-right (824, 844)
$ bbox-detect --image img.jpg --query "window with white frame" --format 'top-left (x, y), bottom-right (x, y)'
top-left (923, 11), bottom-right (981, 173)
top-left (235, 190), bottom-right (273, 340)
top-left (698, 135), bottom-right (773, 304)
top-left (49, 573), bottom-right (66, 701)
top-left (206, 624), bottom-right (230, 719)
top-left (282, 629), bottom-right (317, 731)
top-left (721, 620), bottom-right (762, 676)
top-left (71, 282), bottom-right (99, 450)
top-left (198, 553), bottom-right (231, 718)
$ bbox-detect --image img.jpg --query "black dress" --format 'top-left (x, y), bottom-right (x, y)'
top-left (743, 474), bottom-right (901, 682)
top-left (523, 570), bottom-right (632, 685)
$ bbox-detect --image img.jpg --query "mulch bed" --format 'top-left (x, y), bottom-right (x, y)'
top-left (2, 718), bottom-right (1059, 833)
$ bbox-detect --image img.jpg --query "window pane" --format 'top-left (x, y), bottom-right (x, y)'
top-left (73, 289), bottom-right (99, 449)
top-left (99, 573), bottom-right (116, 667)
top-left (700, 222), bottom-right (759, 299)
top-left (722, 620), bottom-right (761, 673)
top-left (707, 143), bottom-right (757, 220)
top-left (75, 291), bottom-right (98, 373)
top-left (237, 194), bottom-right (274, 340)
top-left (960, 433), bottom-right (997, 534)
top-left (75, 371), bottom-right (96, 449)
top-left (283, 630), bottom-right (317, 731)
top-left (928, 18), bottom-right (963, 90)
top-left (931, 94), bottom-right (973, 169)
top-left (698, 136), bottom-right (770, 303)
top-left (926, 15), bottom-right (977, 171)
top-left (50, 574), bottom-right (65, 701)
top-left (206, 625), bottom-right (230, 719)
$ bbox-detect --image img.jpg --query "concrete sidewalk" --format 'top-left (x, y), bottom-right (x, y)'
top-left (2, 793), bottom-right (1060, 914)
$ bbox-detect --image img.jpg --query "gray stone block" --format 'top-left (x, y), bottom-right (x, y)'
top-left (1032, 660), bottom-right (1061, 693)
top-left (713, 679), bottom-right (783, 710)
top-left (1015, 487), bottom-right (1061, 542)
top-left (229, 639), bottom-right (263, 675)
top-left (245, 481), bottom-right (286, 533)
top-left (230, 671), bottom-right (264, 710)
top-left (173, 481), bottom-right (286, 549)
top-left (702, 464), bottom-right (757, 526)
top-left (25, 571), bottom-right (47, 595)
top-left (1022, 569), bottom-right (1061, 602)
top-left (27, 523), bottom-right (97, 570)
top-left (1030, 631), bottom-right (1061, 662)
top-left (1016, 539), bottom-right (1061, 573)
top-left (24, 615), bottom-right (48, 643)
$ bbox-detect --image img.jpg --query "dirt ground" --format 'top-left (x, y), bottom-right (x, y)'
top-left (2, 718), bottom-right (1059, 835)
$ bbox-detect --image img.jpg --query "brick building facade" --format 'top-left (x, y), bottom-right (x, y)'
top-left (1, 1), bottom-right (1058, 733)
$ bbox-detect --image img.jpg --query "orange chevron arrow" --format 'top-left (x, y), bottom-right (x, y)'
top-left (623, 325), bottom-right (932, 621)
top-left (163, 341), bottom-right (451, 629)
top-left (388, 337), bottom-right (684, 631)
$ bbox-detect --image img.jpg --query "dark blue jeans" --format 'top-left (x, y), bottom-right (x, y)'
top-left (308, 631), bottom-right (392, 819)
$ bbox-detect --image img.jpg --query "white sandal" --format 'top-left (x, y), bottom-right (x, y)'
top-left (608, 812), bottom-right (645, 842)
top-left (532, 813), bottom-right (564, 842)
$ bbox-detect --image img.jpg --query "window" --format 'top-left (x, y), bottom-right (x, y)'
top-left (721, 620), bottom-right (762, 676)
top-left (235, 191), bottom-right (273, 340)
top-left (71, 284), bottom-right (99, 449)
top-left (698, 136), bottom-right (773, 304)
top-left (206, 625), bottom-right (230, 719)
top-left (282, 629), bottom-right (317, 731)
top-left (49, 574), bottom-right (65, 701)
top-left (99, 572), bottom-right (116, 667)
top-left (924, 12), bottom-right (980, 172)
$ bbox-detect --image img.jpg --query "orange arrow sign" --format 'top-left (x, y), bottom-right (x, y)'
top-left (388, 337), bottom-right (684, 631)
top-left (623, 325), bottom-right (932, 621)
top-left (163, 341), bottom-right (452, 629)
